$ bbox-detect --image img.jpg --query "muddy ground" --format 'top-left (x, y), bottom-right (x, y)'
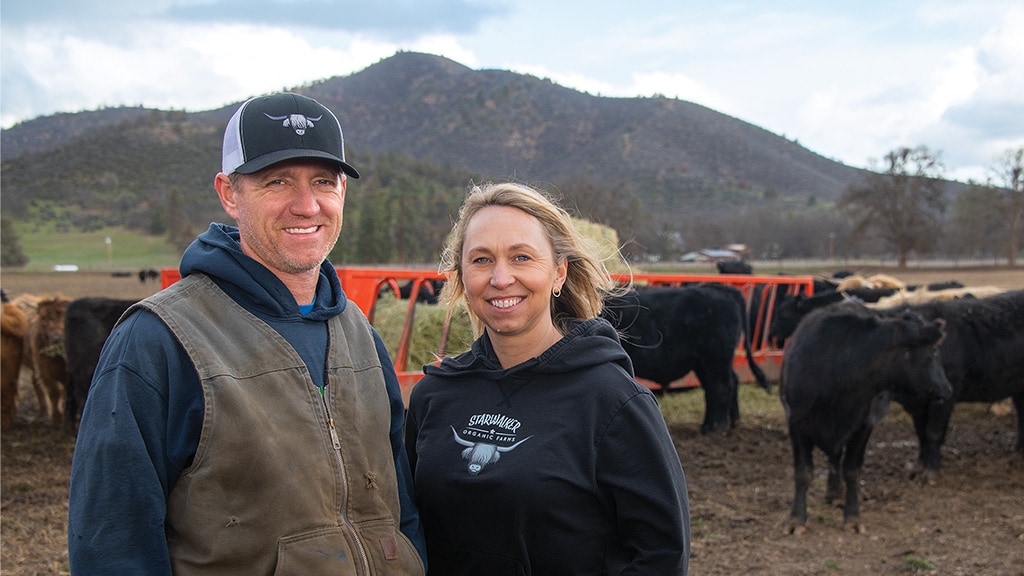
top-left (678, 401), bottom-right (1023, 575)
top-left (1, 265), bottom-right (1022, 575)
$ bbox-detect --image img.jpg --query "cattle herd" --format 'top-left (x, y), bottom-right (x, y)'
top-left (1, 290), bottom-right (135, 431)
top-left (1, 268), bottom-right (1022, 537)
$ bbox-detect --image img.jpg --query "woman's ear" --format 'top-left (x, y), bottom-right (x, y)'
top-left (555, 257), bottom-right (568, 292)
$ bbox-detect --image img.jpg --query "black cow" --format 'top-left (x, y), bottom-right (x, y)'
top-left (602, 284), bottom-right (770, 434)
top-left (769, 287), bottom-right (920, 345)
top-left (769, 291), bottom-right (849, 346)
top-left (137, 268), bottom-right (161, 283)
top-left (716, 260), bottom-right (753, 275)
top-left (773, 289), bottom-right (1024, 479)
top-left (64, 297), bottom-right (136, 427)
top-left (886, 289), bottom-right (1024, 479)
top-left (378, 279), bottom-right (445, 305)
top-left (744, 277), bottom-right (824, 350)
top-left (770, 280), bottom-right (968, 346)
top-left (781, 303), bottom-right (950, 534)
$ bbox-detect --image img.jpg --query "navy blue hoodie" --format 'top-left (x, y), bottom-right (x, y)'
top-left (68, 223), bottom-right (427, 574)
top-left (406, 318), bottom-right (690, 575)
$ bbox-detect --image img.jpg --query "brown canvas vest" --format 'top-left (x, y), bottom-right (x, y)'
top-left (134, 274), bottom-right (424, 576)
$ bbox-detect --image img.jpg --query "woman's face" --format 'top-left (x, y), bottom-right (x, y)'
top-left (461, 205), bottom-right (567, 350)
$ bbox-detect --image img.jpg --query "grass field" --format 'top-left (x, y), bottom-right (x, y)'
top-left (10, 225), bottom-right (184, 272)
top-left (7, 223), bottom-right (1021, 275)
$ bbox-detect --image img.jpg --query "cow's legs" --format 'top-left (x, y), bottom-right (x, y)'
top-left (920, 397), bottom-right (954, 482)
top-left (727, 370), bottom-right (739, 428)
top-left (824, 451), bottom-right (843, 506)
top-left (29, 359), bottom-right (51, 420)
top-left (695, 362), bottom-right (735, 434)
top-left (840, 424), bottom-right (874, 534)
top-left (1013, 392), bottom-right (1024, 455)
top-left (47, 378), bottom-right (65, 425)
top-left (787, 434), bottom-right (814, 534)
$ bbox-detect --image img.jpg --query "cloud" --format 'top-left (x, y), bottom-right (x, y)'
top-left (2, 0), bottom-right (507, 38)
top-left (2, 0), bottom-right (1021, 182)
top-left (0, 0), bottom-right (507, 125)
top-left (0, 21), bottom-right (387, 124)
top-left (0, 0), bottom-right (158, 26)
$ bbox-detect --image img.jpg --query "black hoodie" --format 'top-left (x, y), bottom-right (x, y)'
top-left (406, 317), bottom-right (690, 575)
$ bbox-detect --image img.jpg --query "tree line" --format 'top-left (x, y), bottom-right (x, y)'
top-left (601, 145), bottom-right (1023, 267)
top-left (2, 146), bottom-right (1022, 269)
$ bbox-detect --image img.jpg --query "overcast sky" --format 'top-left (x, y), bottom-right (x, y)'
top-left (2, 0), bottom-right (1022, 183)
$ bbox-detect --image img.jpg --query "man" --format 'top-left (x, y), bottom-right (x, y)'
top-left (68, 93), bottom-right (427, 575)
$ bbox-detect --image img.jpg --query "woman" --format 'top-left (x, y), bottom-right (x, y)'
top-left (405, 181), bottom-right (690, 575)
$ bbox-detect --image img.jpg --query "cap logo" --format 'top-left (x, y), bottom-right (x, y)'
top-left (263, 112), bottom-right (323, 136)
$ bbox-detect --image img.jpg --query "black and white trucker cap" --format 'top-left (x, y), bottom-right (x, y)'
top-left (221, 92), bottom-right (360, 178)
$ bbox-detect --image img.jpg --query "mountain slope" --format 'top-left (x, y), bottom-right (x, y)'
top-left (302, 52), bottom-right (869, 206)
top-left (2, 51), bottom-right (903, 250)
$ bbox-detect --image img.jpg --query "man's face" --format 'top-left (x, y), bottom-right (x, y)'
top-left (218, 159), bottom-right (346, 277)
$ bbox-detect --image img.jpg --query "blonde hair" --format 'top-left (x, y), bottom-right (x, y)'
top-left (438, 181), bottom-right (628, 336)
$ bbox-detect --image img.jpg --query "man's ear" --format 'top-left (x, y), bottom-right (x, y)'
top-left (215, 173), bottom-right (241, 220)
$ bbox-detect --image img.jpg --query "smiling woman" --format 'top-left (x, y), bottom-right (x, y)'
top-left (405, 181), bottom-right (691, 575)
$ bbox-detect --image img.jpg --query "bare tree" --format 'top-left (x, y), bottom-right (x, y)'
top-left (988, 147), bottom-right (1024, 266)
top-left (946, 184), bottom-right (1005, 260)
top-left (839, 146), bottom-right (947, 268)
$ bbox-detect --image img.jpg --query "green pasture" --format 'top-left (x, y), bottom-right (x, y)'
top-left (657, 382), bottom-right (784, 427)
top-left (11, 224), bottom-right (183, 271)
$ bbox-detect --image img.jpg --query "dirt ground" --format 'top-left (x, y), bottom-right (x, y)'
top-left (1, 265), bottom-right (1022, 575)
top-left (678, 402), bottom-right (1023, 575)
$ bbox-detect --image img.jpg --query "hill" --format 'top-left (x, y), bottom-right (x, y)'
top-left (0, 51), bottom-right (970, 261)
top-left (306, 52), bottom-right (870, 205)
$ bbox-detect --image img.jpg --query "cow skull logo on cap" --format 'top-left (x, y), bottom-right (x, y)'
top-left (264, 113), bottom-right (323, 135)
top-left (451, 426), bottom-right (532, 475)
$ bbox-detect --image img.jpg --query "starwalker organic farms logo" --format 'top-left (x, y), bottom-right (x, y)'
top-left (264, 112), bottom-right (322, 135)
top-left (451, 413), bottom-right (532, 476)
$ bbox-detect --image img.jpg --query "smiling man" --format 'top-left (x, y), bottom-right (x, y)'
top-left (68, 93), bottom-right (427, 576)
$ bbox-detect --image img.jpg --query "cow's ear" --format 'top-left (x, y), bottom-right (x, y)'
top-left (902, 316), bottom-right (945, 348)
top-left (923, 317), bottom-right (947, 347)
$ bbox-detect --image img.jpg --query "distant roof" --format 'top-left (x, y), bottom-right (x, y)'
top-left (699, 249), bottom-right (739, 258)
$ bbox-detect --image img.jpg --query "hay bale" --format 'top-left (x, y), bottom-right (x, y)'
top-left (571, 217), bottom-right (628, 274)
top-left (372, 295), bottom-right (475, 370)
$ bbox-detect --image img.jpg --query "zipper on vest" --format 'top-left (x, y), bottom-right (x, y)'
top-left (322, 394), bottom-right (342, 451)
top-left (320, 385), bottom-right (373, 575)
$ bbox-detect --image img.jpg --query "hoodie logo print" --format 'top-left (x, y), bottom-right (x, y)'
top-left (264, 112), bottom-right (323, 135)
top-left (451, 426), bottom-right (532, 475)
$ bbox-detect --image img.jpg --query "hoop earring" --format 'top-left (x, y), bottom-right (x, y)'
top-left (552, 287), bottom-right (562, 298)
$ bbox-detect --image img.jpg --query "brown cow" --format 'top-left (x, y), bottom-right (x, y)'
top-left (28, 295), bottom-right (71, 425)
top-left (10, 293), bottom-right (45, 411)
top-left (1, 301), bottom-right (29, 430)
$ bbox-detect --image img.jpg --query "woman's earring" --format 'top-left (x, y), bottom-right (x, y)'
top-left (553, 287), bottom-right (562, 298)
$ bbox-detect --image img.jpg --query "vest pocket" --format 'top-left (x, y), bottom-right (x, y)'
top-left (274, 527), bottom-right (357, 576)
top-left (356, 519), bottom-right (426, 576)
